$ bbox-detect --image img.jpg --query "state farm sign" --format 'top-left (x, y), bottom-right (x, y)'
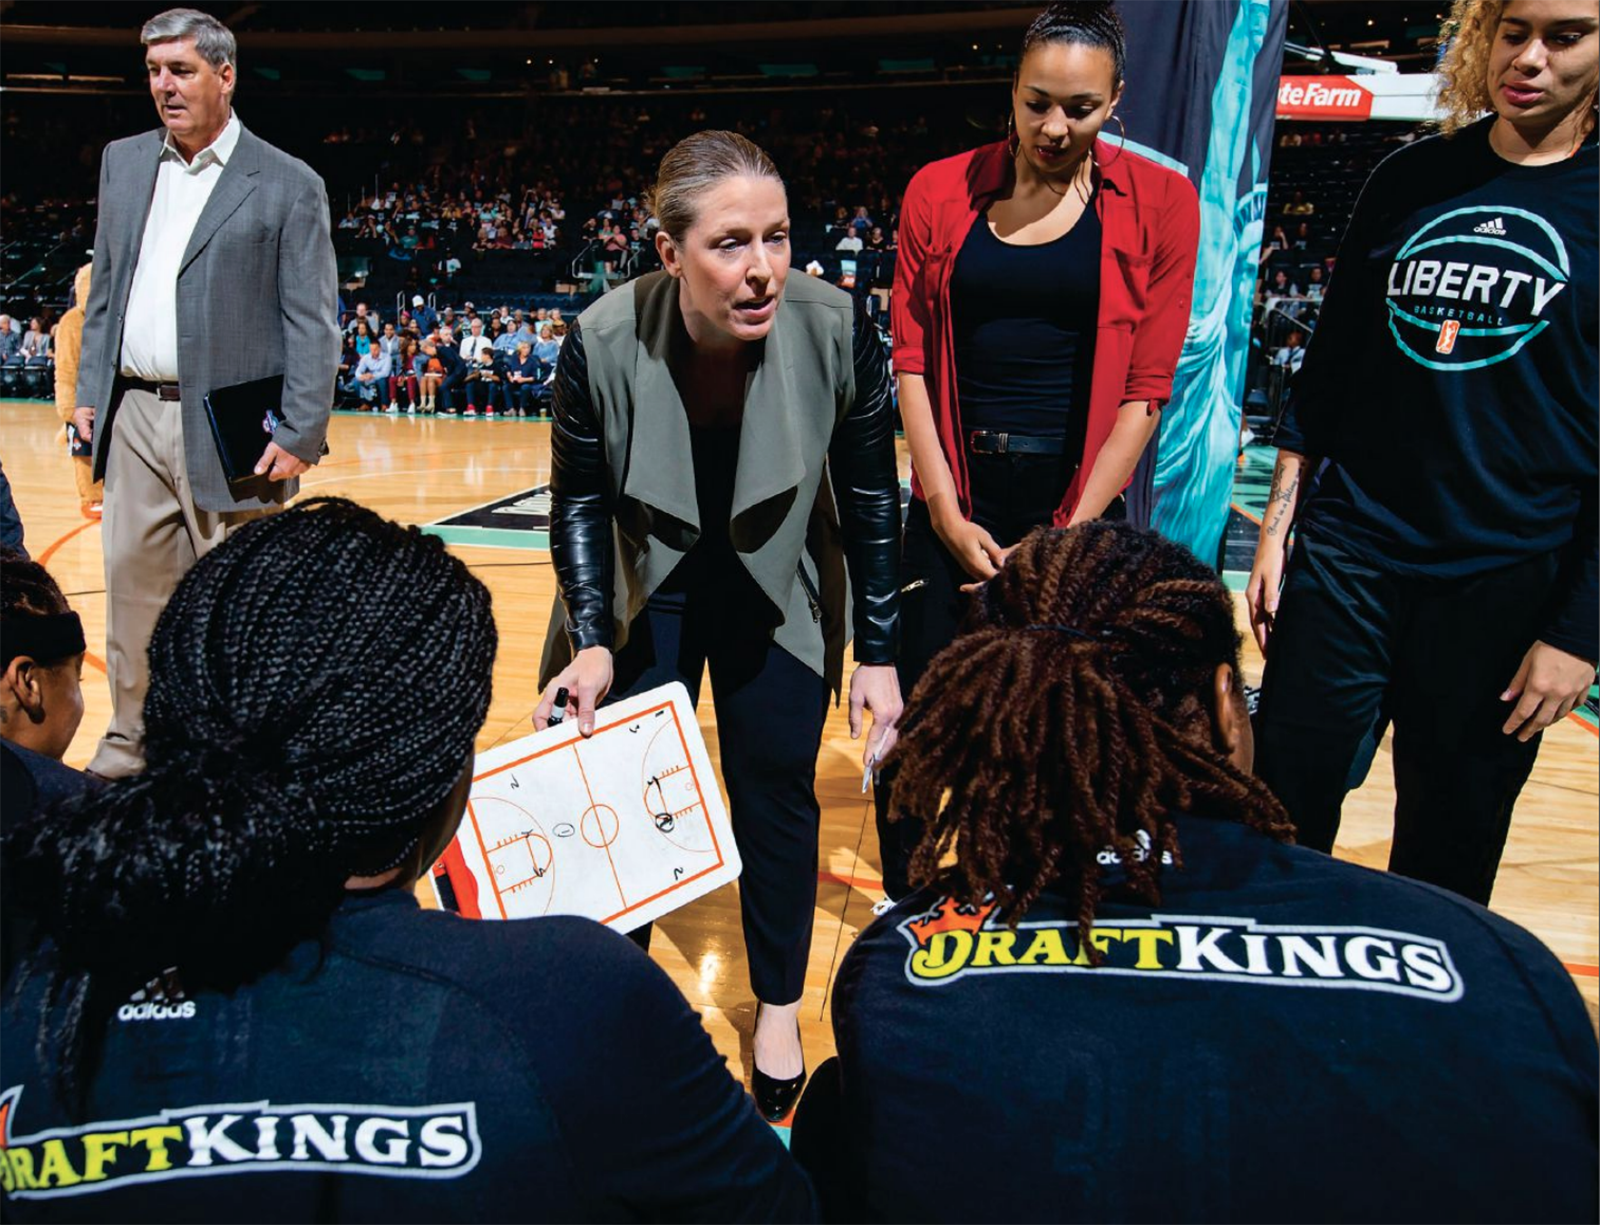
top-left (1277, 76), bottom-right (1375, 120)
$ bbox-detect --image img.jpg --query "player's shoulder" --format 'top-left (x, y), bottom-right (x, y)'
top-left (1109, 144), bottom-right (1198, 213)
top-left (1362, 123), bottom-right (1467, 189)
top-left (340, 899), bottom-right (654, 1001)
top-left (1269, 835), bottom-right (1580, 983)
top-left (905, 142), bottom-right (999, 205)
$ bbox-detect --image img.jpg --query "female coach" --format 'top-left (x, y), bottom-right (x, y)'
top-left (534, 130), bottom-right (904, 1120)
top-left (1246, 0), bottom-right (1597, 904)
top-left (878, 0), bottom-right (1200, 898)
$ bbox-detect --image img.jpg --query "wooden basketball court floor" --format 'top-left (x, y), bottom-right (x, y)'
top-left (4, 400), bottom-right (1595, 1087)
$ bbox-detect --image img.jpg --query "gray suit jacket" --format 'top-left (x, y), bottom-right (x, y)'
top-left (76, 121), bottom-right (340, 512)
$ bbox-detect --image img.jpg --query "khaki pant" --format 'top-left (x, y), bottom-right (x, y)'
top-left (90, 387), bottom-right (273, 778)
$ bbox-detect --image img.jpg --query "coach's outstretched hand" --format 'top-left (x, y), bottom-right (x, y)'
top-left (849, 662), bottom-right (903, 769)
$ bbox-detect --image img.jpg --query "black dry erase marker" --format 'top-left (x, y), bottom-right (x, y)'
top-left (549, 686), bottom-right (570, 726)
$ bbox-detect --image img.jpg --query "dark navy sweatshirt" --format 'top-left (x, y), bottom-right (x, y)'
top-left (1276, 117), bottom-right (1597, 660)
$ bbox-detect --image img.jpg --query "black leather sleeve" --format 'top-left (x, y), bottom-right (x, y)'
top-left (829, 300), bottom-right (902, 664)
top-left (549, 321), bottom-right (616, 652)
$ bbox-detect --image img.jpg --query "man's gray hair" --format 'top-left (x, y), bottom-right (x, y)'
top-left (140, 8), bottom-right (237, 73)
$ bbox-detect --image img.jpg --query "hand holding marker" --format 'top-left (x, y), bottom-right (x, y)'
top-left (548, 687), bottom-right (569, 727)
top-left (862, 732), bottom-right (885, 794)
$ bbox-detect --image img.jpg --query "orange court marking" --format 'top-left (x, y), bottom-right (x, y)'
top-left (818, 871), bottom-right (884, 892)
top-left (34, 522), bottom-right (106, 672)
top-left (37, 519), bottom-right (97, 567)
top-left (462, 799), bottom-right (507, 920)
top-left (570, 742), bottom-right (628, 909)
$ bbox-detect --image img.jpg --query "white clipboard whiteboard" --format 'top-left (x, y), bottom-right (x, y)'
top-left (437, 683), bottom-right (740, 932)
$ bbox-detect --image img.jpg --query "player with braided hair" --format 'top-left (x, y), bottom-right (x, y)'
top-left (1020, 0), bottom-right (1128, 73)
top-left (793, 522), bottom-right (1596, 1223)
top-left (1, 498), bottom-right (814, 1222)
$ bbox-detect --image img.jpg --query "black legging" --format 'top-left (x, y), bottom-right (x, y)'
top-left (608, 549), bottom-right (830, 1005)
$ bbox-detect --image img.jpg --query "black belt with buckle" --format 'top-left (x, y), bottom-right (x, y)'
top-left (123, 377), bottom-right (181, 401)
top-left (966, 431), bottom-right (1068, 456)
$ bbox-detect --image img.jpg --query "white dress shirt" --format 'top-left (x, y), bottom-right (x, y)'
top-left (120, 112), bottom-right (243, 381)
top-left (459, 333), bottom-right (494, 364)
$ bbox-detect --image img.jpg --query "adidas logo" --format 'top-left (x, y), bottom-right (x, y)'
top-left (1473, 217), bottom-right (1508, 235)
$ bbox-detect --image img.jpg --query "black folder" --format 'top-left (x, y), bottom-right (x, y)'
top-left (203, 374), bottom-right (285, 485)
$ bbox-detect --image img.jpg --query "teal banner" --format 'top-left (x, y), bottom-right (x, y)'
top-left (1115, 0), bottom-right (1288, 565)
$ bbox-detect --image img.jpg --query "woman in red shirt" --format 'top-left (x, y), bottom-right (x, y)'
top-left (880, 0), bottom-right (1199, 898)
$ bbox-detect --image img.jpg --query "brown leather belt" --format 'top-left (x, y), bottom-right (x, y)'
top-left (123, 378), bottom-right (181, 401)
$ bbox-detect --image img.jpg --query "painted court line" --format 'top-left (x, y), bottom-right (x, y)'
top-left (819, 870), bottom-right (884, 893)
top-left (37, 519), bottom-right (97, 566)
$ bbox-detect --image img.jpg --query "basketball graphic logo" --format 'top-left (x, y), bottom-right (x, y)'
top-left (1384, 205), bottom-right (1568, 372)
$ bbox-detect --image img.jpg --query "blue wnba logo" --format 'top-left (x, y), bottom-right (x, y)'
top-left (1384, 206), bottom-right (1569, 373)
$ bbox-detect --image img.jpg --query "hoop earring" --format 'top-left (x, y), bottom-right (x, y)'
top-left (1100, 113), bottom-right (1127, 166)
top-left (1006, 112), bottom-right (1020, 159)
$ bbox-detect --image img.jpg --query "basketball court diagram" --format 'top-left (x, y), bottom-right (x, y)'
top-left (436, 683), bottom-right (740, 931)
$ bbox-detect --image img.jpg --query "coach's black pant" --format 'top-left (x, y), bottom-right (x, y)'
top-left (1255, 530), bottom-right (1554, 905)
top-left (609, 553), bottom-right (830, 1006)
top-left (874, 447), bottom-right (1118, 899)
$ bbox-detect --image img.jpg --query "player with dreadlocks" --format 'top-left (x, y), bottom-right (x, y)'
top-left (895, 520), bottom-right (1291, 935)
top-left (794, 522), bottom-right (1596, 1223)
top-left (1, 498), bottom-right (814, 1223)
top-left (876, 0), bottom-right (1201, 903)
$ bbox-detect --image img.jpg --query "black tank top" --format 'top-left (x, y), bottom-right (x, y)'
top-left (951, 201), bottom-right (1101, 447)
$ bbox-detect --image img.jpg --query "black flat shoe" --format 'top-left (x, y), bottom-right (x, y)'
top-left (752, 1063), bottom-right (807, 1122)
top-left (751, 1004), bottom-right (807, 1121)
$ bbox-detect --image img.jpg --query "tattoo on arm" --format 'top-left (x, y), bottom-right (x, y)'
top-left (1264, 467), bottom-right (1300, 538)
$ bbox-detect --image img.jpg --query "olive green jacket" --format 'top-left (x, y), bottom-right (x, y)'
top-left (539, 272), bottom-right (874, 696)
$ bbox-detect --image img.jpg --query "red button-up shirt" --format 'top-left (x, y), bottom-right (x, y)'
top-left (891, 139), bottom-right (1200, 523)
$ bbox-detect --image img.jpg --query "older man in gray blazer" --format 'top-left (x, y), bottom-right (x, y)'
top-left (73, 7), bottom-right (339, 777)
